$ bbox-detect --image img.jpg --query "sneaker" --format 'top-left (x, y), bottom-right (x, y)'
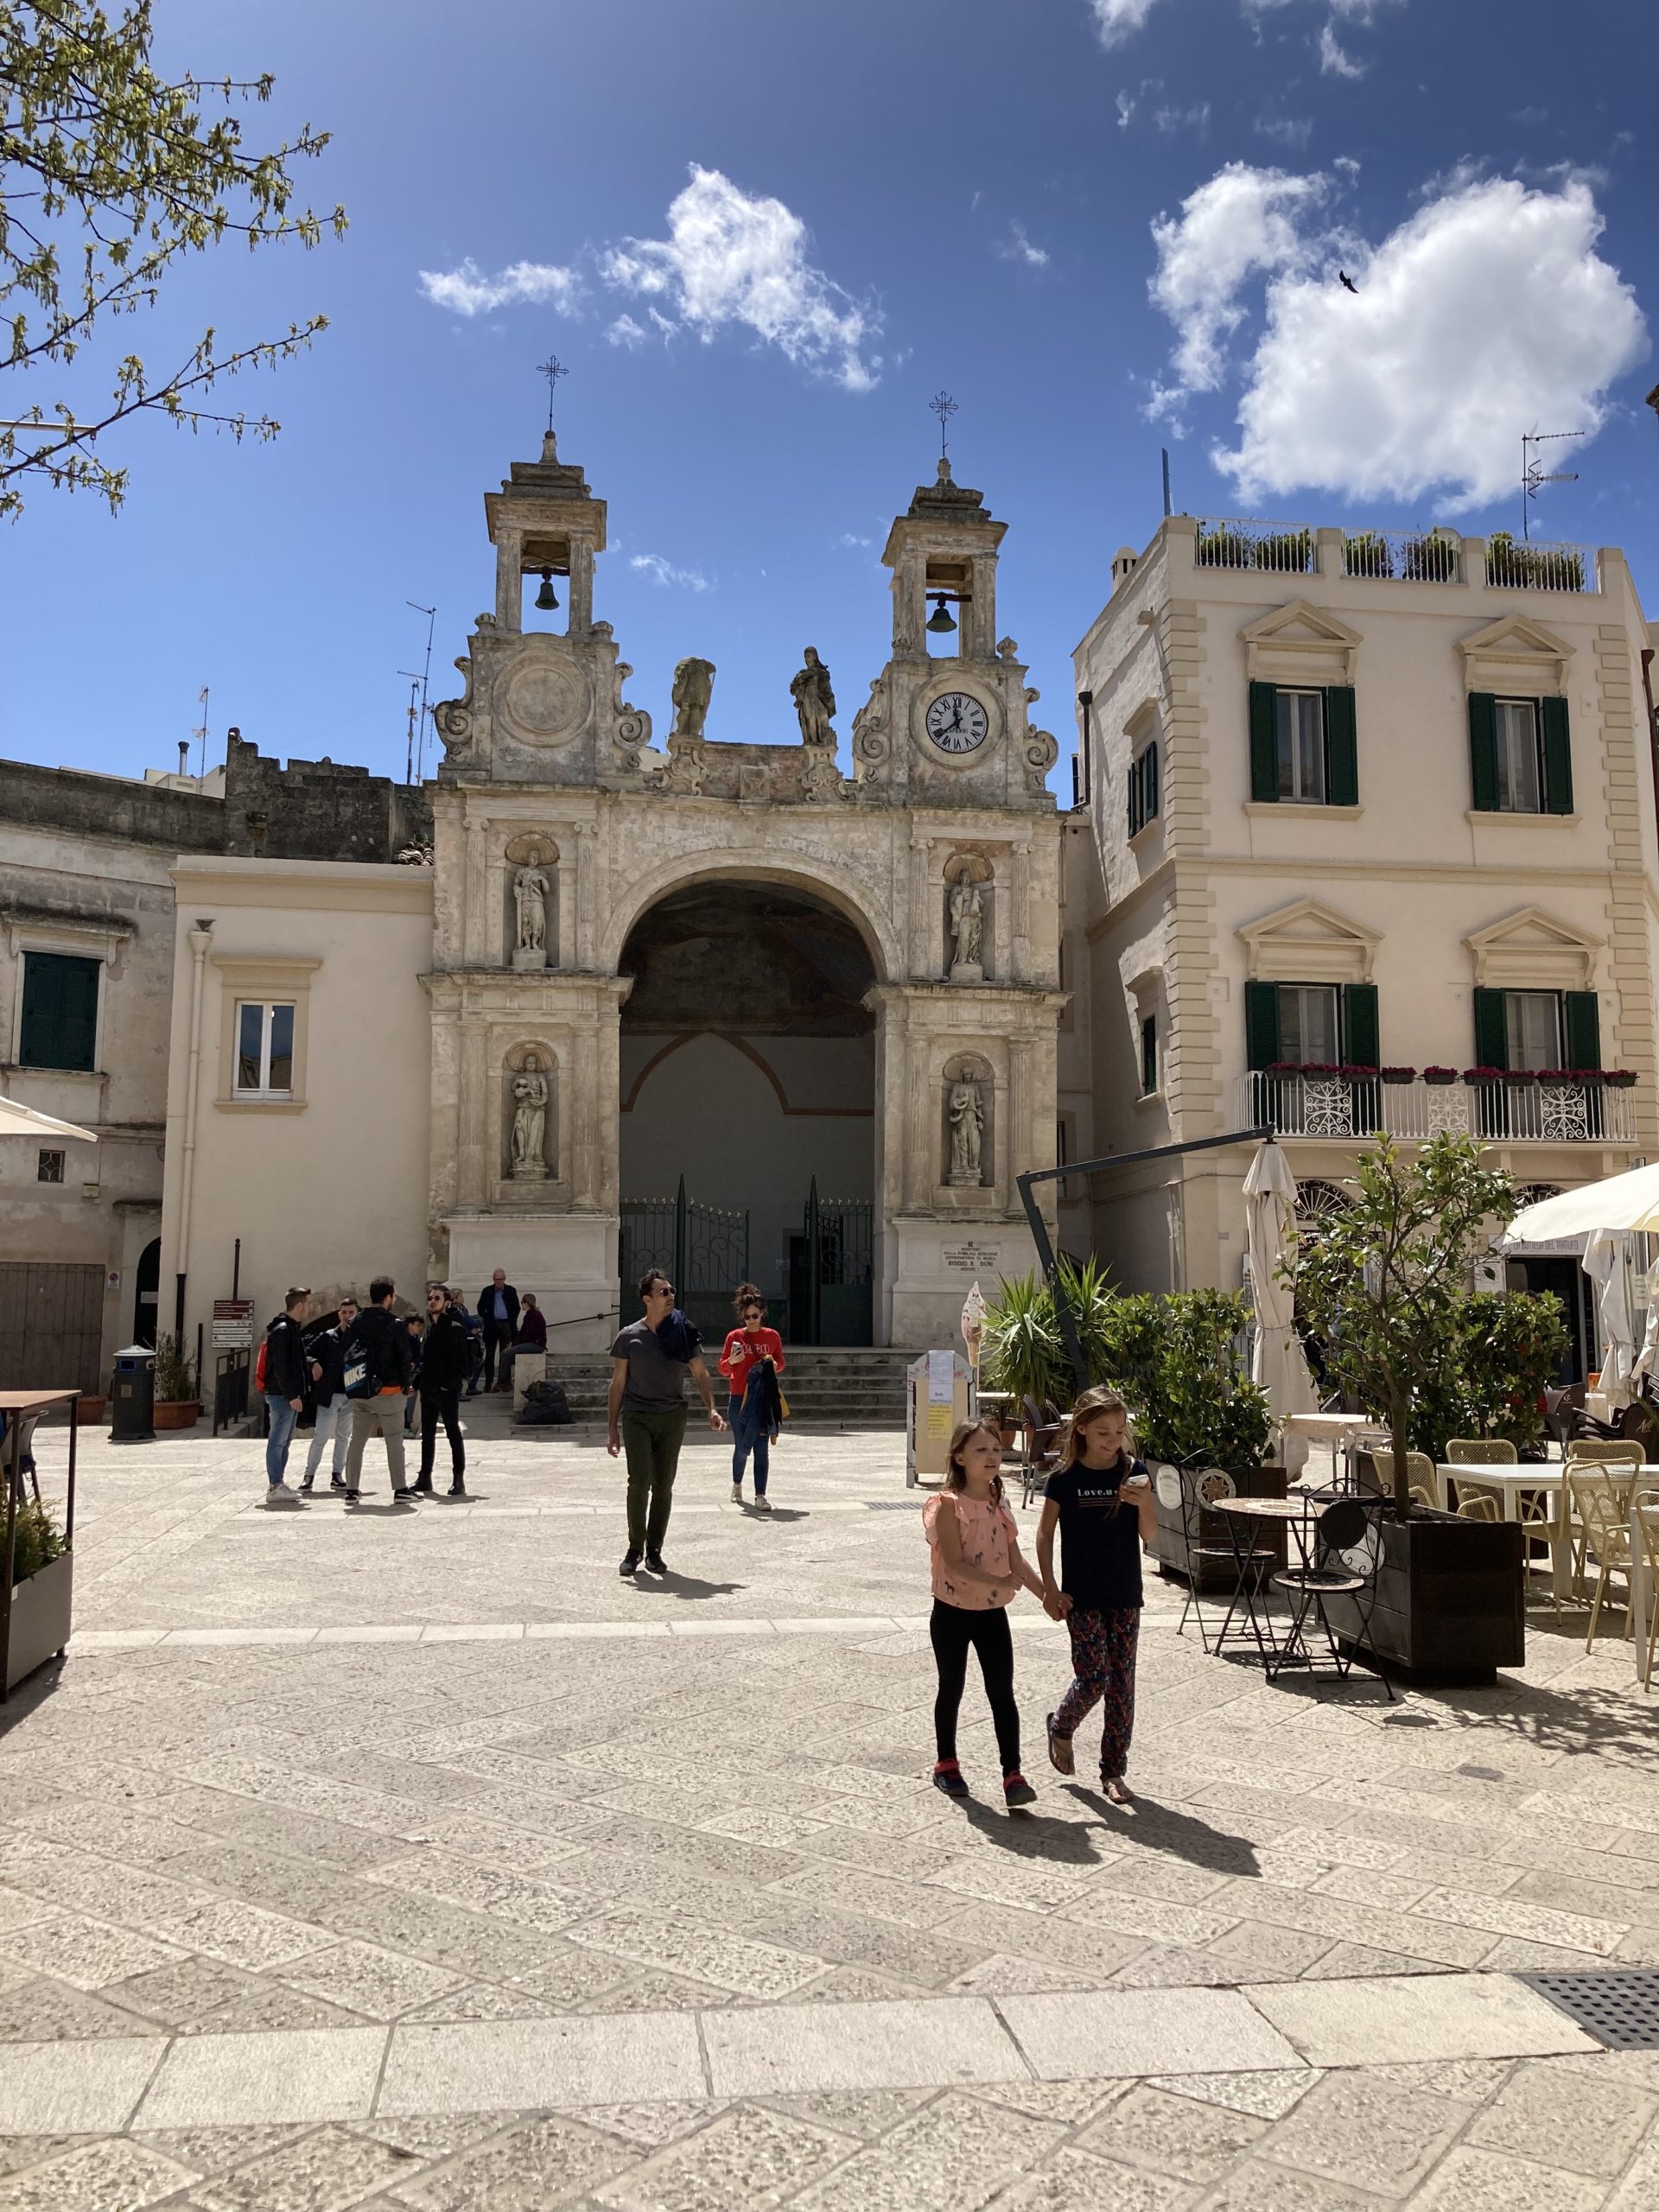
top-left (619, 1550), bottom-right (640, 1576)
top-left (448, 1483), bottom-right (467, 1498)
top-left (1003, 1773), bottom-right (1038, 1808)
top-left (391, 1485), bottom-right (418, 1500)
top-left (265, 1482), bottom-right (298, 1504)
top-left (932, 1761), bottom-right (969, 1798)
top-left (345, 1489), bottom-right (365, 1506)
top-left (410, 1475), bottom-right (435, 1495)
top-left (644, 1551), bottom-right (667, 1574)
top-left (1046, 1714), bottom-right (1075, 1777)
top-left (730, 1484), bottom-right (743, 1503)
top-left (754, 1495), bottom-right (772, 1513)
top-left (329, 1474), bottom-right (347, 1492)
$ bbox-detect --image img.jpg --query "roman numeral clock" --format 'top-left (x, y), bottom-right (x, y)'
top-left (925, 691), bottom-right (991, 755)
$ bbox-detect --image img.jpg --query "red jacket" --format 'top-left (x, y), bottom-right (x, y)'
top-left (719, 1326), bottom-right (785, 1397)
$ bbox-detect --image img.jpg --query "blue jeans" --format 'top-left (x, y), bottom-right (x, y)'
top-left (729, 1391), bottom-right (771, 1495)
top-left (264, 1393), bottom-right (299, 1485)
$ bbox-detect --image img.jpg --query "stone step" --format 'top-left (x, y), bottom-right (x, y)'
top-left (533, 1349), bottom-right (925, 1426)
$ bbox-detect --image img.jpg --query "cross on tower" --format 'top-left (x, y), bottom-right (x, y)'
top-left (536, 353), bottom-right (569, 434)
top-left (930, 389), bottom-right (958, 460)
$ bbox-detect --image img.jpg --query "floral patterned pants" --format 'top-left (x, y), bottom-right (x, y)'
top-left (1052, 1606), bottom-right (1140, 1781)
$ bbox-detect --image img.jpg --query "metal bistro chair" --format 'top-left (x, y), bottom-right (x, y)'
top-left (1445, 1436), bottom-right (1517, 1515)
top-left (1563, 1441), bottom-right (1644, 1600)
top-left (1568, 1470), bottom-right (1643, 1650)
top-left (1165, 1465), bottom-right (1276, 1656)
top-left (1268, 1495), bottom-right (1394, 1700)
top-left (1018, 1396), bottom-right (1065, 1510)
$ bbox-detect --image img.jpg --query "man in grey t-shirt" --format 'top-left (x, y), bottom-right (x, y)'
top-left (607, 1268), bottom-right (725, 1577)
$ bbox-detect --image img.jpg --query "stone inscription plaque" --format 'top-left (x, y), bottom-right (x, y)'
top-left (943, 1243), bottom-right (1001, 1274)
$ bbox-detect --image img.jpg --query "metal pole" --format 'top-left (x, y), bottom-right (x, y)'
top-left (674, 1177), bottom-right (688, 1313)
top-left (1017, 1126), bottom-right (1271, 1391)
top-left (232, 1238), bottom-right (241, 1300)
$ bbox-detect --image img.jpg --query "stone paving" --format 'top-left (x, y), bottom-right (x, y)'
top-left (2, 1414), bottom-right (1658, 2207)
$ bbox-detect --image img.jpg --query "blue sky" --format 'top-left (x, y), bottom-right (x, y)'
top-left (3, 0), bottom-right (1655, 790)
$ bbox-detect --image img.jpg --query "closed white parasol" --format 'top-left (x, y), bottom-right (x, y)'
top-left (1243, 1140), bottom-right (1319, 1421)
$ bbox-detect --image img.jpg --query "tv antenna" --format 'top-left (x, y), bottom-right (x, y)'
top-left (191, 684), bottom-right (209, 779)
top-left (404, 601), bottom-right (436, 782)
top-left (1522, 429), bottom-right (1580, 540)
top-left (536, 353), bottom-right (569, 435)
top-left (930, 389), bottom-right (958, 461)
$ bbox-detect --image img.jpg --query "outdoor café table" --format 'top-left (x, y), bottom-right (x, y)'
top-left (1435, 1465), bottom-right (1572, 1602)
top-left (1279, 1413), bottom-right (1365, 1479)
top-left (1209, 1492), bottom-right (1333, 1670)
top-left (1628, 1499), bottom-right (1659, 1645)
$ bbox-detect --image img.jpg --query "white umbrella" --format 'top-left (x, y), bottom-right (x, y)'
top-left (1503, 1161), bottom-right (1659, 1244)
top-left (1583, 1230), bottom-right (1636, 1408)
top-left (0, 1095), bottom-right (97, 1141)
top-left (1243, 1140), bottom-right (1319, 1421)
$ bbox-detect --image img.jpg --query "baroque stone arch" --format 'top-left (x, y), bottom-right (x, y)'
top-left (942, 1051), bottom-right (995, 1190)
top-left (503, 1039), bottom-right (556, 1182)
top-left (599, 849), bottom-right (898, 983)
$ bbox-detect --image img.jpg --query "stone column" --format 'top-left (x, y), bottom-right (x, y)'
top-left (569, 540), bottom-right (594, 633)
top-left (495, 528), bottom-right (523, 632)
top-left (1010, 838), bottom-right (1032, 984)
top-left (969, 556), bottom-right (997, 659)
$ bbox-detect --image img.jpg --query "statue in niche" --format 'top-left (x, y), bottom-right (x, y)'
top-left (949, 879), bottom-right (984, 976)
top-left (791, 647), bottom-right (836, 747)
top-left (671, 656), bottom-right (715, 742)
top-left (513, 850), bottom-right (550, 955)
top-left (948, 1077), bottom-right (984, 1186)
top-left (510, 1055), bottom-right (550, 1179)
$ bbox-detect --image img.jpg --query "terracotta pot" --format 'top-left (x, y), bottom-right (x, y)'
top-left (152, 1401), bottom-right (200, 1432)
top-left (74, 1398), bottom-right (105, 1425)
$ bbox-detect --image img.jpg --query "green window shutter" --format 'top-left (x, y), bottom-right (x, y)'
top-left (19, 951), bottom-right (99, 1072)
top-left (1565, 990), bottom-right (1601, 1070)
top-left (1468, 692), bottom-right (1499, 812)
top-left (1472, 986), bottom-right (1508, 1071)
top-left (1342, 982), bottom-right (1379, 1069)
top-left (1126, 760), bottom-right (1139, 838)
top-left (1249, 682), bottom-right (1278, 803)
top-left (1146, 741), bottom-right (1160, 820)
top-left (1541, 696), bottom-right (1573, 815)
top-left (1325, 686), bottom-right (1358, 807)
top-left (1245, 980), bottom-right (1281, 1071)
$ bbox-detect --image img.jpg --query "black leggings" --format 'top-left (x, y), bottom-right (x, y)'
top-left (930, 1599), bottom-right (1020, 1775)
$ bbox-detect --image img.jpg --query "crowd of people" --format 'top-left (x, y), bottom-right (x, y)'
top-left (261, 1269), bottom-right (1156, 1806)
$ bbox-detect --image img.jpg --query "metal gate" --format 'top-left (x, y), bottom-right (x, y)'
top-left (619, 1177), bottom-right (749, 1344)
top-left (789, 1179), bottom-right (874, 1345)
top-left (0, 1263), bottom-right (105, 1393)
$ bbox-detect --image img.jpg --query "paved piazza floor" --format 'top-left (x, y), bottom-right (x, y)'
top-left (3, 1413), bottom-right (1658, 2209)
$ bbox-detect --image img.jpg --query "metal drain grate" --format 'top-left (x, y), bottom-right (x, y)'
top-left (1519, 1970), bottom-right (1659, 2050)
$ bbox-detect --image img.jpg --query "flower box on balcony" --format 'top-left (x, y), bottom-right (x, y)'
top-left (1378, 1067), bottom-right (1415, 1085)
top-left (1536, 1069), bottom-right (1605, 1085)
top-left (1463, 1067), bottom-right (1510, 1084)
top-left (1605, 1070), bottom-right (1637, 1089)
top-left (1421, 1066), bottom-right (1459, 1085)
top-left (1501, 1071), bottom-right (1538, 1087)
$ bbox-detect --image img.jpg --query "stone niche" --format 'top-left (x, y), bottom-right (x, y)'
top-left (502, 1041), bottom-right (556, 1183)
top-left (504, 833), bottom-right (559, 971)
top-left (941, 1052), bottom-right (995, 1192)
top-left (943, 855), bottom-right (993, 983)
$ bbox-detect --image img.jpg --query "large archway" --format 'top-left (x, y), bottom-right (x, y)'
top-left (618, 880), bottom-right (877, 1342)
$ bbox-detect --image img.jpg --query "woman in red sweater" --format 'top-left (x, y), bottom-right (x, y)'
top-left (718, 1283), bottom-right (786, 1510)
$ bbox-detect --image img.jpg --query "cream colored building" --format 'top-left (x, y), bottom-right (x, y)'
top-left (149, 433), bottom-right (1066, 1359)
top-left (1063, 514), bottom-right (1659, 1364)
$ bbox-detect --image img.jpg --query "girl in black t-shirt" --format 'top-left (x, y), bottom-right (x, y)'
top-left (1035, 1386), bottom-right (1159, 1805)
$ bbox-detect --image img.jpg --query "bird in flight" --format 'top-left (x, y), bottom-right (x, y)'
top-left (1338, 270), bottom-right (1359, 295)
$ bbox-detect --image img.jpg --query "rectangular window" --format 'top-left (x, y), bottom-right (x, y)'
top-left (1503, 989), bottom-right (1562, 1071)
top-left (1274, 690), bottom-right (1326, 804)
top-left (1141, 1014), bottom-right (1158, 1096)
top-left (235, 1001), bottom-right (296, 1096)
top-left (1494, 698), bottom-right (1544, 813)
top-left (37, 1147), bottom-right (65, 1184)
top-left (18, 950), bottom-right (100, 1072)
top-left (1127, 741), bottom-right (1160, 837)
top-left (1279, 984), bottom-right (1341, 1065)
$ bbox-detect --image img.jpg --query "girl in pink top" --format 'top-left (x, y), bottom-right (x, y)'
top-left (924, 1416), bottom-right (1046, 1808)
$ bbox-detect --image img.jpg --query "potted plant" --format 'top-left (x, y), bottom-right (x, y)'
top-left (1421, 1065), bottom-right (1459, 1085)
top-left (1344, 531), bottom-right (1393, 579)
top-left (74, 1396), bottom-right (106, 1424)
top-left (5, 1495), bottom-right (72, 1694)
top-left (1378, 1066), bottom-right (1415, 1085)
top-left (1400, 531), bottom-right (1458, 582)
top-left (152, 1334), bottom-right (200, 1430)
top-left (1605, 1069), bottom-right (1637, 1089)
top-left (1462, 1065), bottom-right (1507, 1084)
top-left (1292, 1133), bottom-right (1532, 1680)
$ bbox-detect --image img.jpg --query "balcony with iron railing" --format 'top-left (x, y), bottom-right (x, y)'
top-left (1191, 518), bottom-right (1596, 593)
top-left (1235, 1068), bottom-right (1637, 1145)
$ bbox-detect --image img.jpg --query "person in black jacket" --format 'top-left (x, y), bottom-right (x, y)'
top-left (262, 1287), bottom-right (313, 1503)
top-left (416, 1283), bottom-right (471, 1496)
top-left (341, 1278), bottom-right (416, 1503)
top-left (477, 1269), bottom-right (520, 1391)
top-left (299, 1295), bottom-right (358, 1495)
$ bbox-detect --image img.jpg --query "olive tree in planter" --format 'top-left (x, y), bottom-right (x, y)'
top-left (1292, 1133), bottom-right (1529, 1675)
top-left (4, 1497), bottom-right (71, 1696)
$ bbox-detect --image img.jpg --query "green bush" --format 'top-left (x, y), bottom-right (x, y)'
top-left (10, 1497), bottom-right (66, 1585)
top-left (153, 1332), bottom-right (196, 1402)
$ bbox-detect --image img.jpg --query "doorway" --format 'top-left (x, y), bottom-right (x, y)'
top-left (132, 1236), bottom-right (161, 1349)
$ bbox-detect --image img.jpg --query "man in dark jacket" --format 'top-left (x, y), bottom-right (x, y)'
top-left (299, 1295), bottom-right (358, 1495)
top-left (416, 1283), bottom-right (471, 1497)
top-left (476, 1269), bottom-right (519, 1391)
top-left (262, 1287), bottom-right (313, 1503)
top-left (341, 1278), bottom-right (416, 1503)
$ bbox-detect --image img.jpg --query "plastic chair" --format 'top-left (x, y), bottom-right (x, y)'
top-left (1568, 1471), bottom-right (1638, 1649)
top-left (1637, 1505), bottom-right (1659, 1693)
top-left (1356, 1447), bottom-right (1441, 1510)
top-left (1457, 1494), bottom-right (1501, 1522)
top-left (1447, 1438), bottom-right (1519, 1465)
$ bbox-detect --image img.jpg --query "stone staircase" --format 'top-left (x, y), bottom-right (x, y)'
top-left (539, 1348), bottom-right (922, 1427)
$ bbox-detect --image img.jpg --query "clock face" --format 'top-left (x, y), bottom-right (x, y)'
top-left (925, 691), bottom-right (990, 755)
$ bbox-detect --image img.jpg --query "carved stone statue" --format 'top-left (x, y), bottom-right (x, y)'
top-left (513, 855), bottom-right (550, 954)
top-left (948, 879), bottom-right (984, 979)
top-left (510, 1057), bottom-right (550, 1179)
top-left (791, 647), bottom-right (836, 747)
top-left (671, 656), bottom-right (715, 742)
top-left (948, 1078), bottom-right (984, 1186)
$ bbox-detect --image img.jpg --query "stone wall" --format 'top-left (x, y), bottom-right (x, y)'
top-left (222, 733), bottom-right (433, 862)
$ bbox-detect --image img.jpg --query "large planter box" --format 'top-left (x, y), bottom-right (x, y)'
top-left (1150, 1464), bottom-right (1288, 1588)
top-left (1322, 1510), bottom-right (1524, 1681)
top-left (153, 1401), bottom-right (200, 1432)
top-left (4, 1552), bottom-right (73, 1694)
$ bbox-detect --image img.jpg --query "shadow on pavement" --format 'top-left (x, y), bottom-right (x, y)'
top-left (1065, 1784), bottom-right (1262, 1878)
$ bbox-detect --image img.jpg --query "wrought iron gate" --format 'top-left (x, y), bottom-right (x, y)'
top-left (790, 1178), bottom-right (874, 1346)
top-left (619, 1176), bottom-right (749, 1344)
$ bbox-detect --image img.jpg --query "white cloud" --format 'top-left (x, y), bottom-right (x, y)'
top-left (1147, 165), bottom-right (1648, 508)
top-left (838, 531), bottom-right (873, 549)
top-left (416, 257), bottom-right (582, 317)
top-left (1089, 0), bottom-right (1163, 43)
top-left (606, 314), bottom-right (648, 349)
top-left (997, 221), bottom-right (1051, 268)
top-left (599, 165), bottom-right (879, 392)
top-left (1255, 111), bottom-right (1313, 149)
top-left (1154, 102), bottom-right (1211, 134)
top-left (1318, 22), bottom-right (1366, 74)
top-left (1116, 89), bottom-right (1136, 127)
top-left (630, 553), bottom-right (711, 592)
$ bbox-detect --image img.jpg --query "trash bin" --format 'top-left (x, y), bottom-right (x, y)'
top-left (109, 1344), bottom-right (156, 1444)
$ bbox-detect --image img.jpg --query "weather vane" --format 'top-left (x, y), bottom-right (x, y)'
top-left (536, 353), bottom-right (569, 434)
top-left (930, 389), bottom-right (958, 461)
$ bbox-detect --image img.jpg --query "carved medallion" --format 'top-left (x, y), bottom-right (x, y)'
top-left (500, 657), bottom-right (591, 747)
